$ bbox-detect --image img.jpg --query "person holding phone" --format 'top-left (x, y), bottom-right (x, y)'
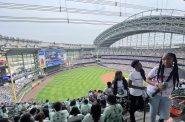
top-left (146, 53), bottom-right (185, 122)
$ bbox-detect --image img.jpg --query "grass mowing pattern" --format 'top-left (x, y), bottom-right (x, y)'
top-left (36, 66), bottom-right (128, 102)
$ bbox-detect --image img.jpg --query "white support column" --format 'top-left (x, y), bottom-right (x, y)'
top-left (183, 35), bottom-right (185, 47)
top-left (170, 33), bottom-right (173, 48)
top-left (154, 32), bottom-right (156, 49)
top-left (141, 34), bottom-right (143, 48)
top-left (126, 37), bottom-right (128, 47)
top-left (148, 33), bottom-right (150, 49)
top-left (136, 34), bottom-right (138, 49)
top-left (130, 36), bottom-right (132, 47)
top-left (163, 33), bottom-right (165, 49)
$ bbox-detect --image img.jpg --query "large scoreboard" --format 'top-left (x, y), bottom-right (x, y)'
top-left (38, 49), bottom-right (64, 69)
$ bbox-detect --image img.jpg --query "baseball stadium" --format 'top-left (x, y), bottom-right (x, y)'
top-left (0, 0), bottom-right (185, 122)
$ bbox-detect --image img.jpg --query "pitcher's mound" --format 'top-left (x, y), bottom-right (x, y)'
top-left (101, 72), bottom-right (114, 83)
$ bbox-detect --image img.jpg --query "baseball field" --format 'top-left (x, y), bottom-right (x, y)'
top-left (36, 66), bottom-right (129, 101)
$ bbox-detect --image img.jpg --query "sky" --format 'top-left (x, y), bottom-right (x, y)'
top-left (0, 0), bottom-right (185, 44)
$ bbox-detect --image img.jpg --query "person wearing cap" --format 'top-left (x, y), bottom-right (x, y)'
top-left (128, 60), bottom-right (146, 122)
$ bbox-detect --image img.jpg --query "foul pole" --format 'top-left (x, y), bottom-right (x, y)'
top-left (6, 55), bottom-right (17, 103)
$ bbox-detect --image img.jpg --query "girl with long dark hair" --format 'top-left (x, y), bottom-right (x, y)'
top-left (112, 71), bottom-right (128, 96)
top-left (146, 53), bottom-right (185, 122)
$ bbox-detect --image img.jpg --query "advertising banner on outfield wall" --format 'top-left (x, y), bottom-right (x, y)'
top-left (38, 50), bottom-right (46, 69)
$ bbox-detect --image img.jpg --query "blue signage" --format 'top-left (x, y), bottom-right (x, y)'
top-left (38, 49), bottom-right (64, 68)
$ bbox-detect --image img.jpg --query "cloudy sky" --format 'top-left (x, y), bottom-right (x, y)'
top-left (0, 0), bottom-right (185, 44)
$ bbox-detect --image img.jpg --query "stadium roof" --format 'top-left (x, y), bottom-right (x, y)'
top-left (6, 48), bottom-right (40, 55)
top-left (94, 9), bottom-right (185, 47)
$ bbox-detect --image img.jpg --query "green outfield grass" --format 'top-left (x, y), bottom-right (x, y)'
top-left (36, 66), bottom-right (129, 101)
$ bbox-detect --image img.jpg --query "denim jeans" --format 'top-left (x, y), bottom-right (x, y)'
top-left (147, 91), bottom-right (171, 122)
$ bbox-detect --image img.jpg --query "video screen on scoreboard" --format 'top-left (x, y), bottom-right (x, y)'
top-left (38, 49), bottom-right (64, 68)
top-left (45, 49), bottom-right (64, 67)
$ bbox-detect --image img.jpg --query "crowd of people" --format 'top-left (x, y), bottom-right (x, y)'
top-left (0, 74), bottom-right (33, 104)
top-left (100, 58), bottom-right (158, 69)
top-left (98, 48), bottom-right (185, 59)
top-left (71, 48), bottom-right (185, 71)
top-left (100, 63), bottom-right (132, 72)
top-left (0, 89), bottom-right (126, 122)
top-left (72, 54), bottom-right (96, 66)
top-left (72, 59), bottom-right (96, 65)
top-left (0, 52), bottom-right (185, 122)
top-left (101, 55), bottom-right (185, 69)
